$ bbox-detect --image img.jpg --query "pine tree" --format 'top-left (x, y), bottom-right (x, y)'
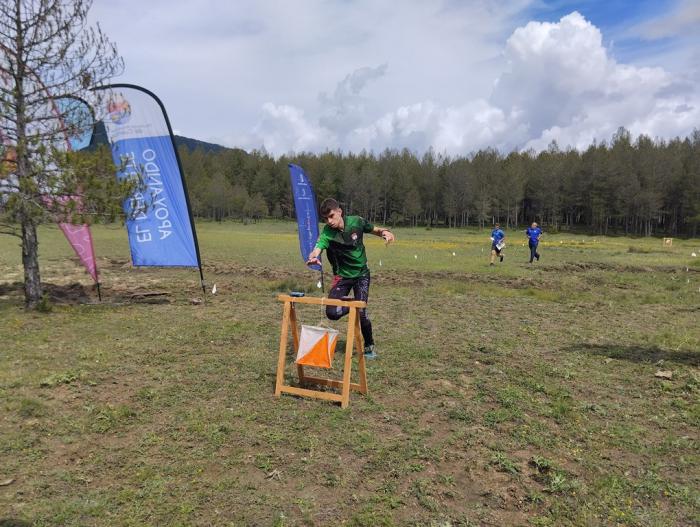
top-left (1, 0), bottom-right (124, 308)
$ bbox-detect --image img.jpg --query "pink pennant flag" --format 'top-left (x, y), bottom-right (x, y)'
top-left (52, 97), bottom-right (100, 285)
top-left (42, 192), bottom-right (99, 284)
top-left (58, 221), bottom-right (98, 282)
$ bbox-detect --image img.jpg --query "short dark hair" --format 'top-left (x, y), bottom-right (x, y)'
top-left (320, 198), bottom-right (340, 218)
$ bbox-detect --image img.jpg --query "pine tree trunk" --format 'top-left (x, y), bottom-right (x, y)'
top-left (22, 218), bottom-right (42, 309)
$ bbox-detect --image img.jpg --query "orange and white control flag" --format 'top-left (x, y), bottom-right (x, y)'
top-left (296, 325), bottom-right (339, 368)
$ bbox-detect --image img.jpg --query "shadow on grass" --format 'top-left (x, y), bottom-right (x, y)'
top-left (0, 281), bottom-right (163, 306)
top-left (0, 520), bottom-right (32, 527)
top-left (566, 343), bottom-right (699, 367)
top-left (0, 281), bottom-right (93, 304)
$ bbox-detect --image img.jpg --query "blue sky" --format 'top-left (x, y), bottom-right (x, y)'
top-left (528, 0), bottom-right (688, 63)
top-left (528, 0), bottom-right (669, 31)
top-left (90, 0), bottom-right (700, 155)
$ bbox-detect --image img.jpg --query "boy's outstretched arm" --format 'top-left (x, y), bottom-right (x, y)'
top-left (306, 247), bottom-right (322, 266)
top-left (372, 226), bottom-right (395, 244)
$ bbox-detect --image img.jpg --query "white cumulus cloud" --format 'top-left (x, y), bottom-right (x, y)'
top-left (347, 99), bottom-right (526, 154)
top-left (494, 12), bottom-right (699, 151)
top-left (248, 103), bottom-right (335, 154)
top-left (241, 11), bottom-right (700, 155)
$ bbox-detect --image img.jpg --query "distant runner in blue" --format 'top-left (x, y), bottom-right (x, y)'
top-left (525, 222), bottom-right (542, 263)
top-left (490, 223), bottom-right (505, 266)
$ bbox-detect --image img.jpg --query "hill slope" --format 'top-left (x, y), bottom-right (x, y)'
top-left (89, 121), bottom-right (239, 155)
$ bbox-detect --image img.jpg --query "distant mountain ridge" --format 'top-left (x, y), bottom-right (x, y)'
top-left (89, 121), bottom-right (240, 155)
top-left (173, 135), bottom-right (232, 154)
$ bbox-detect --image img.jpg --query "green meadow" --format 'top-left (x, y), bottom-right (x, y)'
top-left (1, 221), bottom-right (699, 526)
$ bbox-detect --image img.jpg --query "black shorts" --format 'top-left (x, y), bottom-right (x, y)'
top-left (491, 243), bottom-right (502, 254)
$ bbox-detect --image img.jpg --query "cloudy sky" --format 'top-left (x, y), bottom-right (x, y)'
top-left (90, 0), bottom-right (700, 155)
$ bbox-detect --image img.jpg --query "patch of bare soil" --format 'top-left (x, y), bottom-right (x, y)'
top-left (120, 291), bottom-right (171, 304)
top-left (0, 281), bottom-right (23, 297)
top-left (0, 282), bottom-right (95, 304)
top-left (380, 269), bottom-right (543, 289)
top-left (127, 261), bottom-right (546, 290)
top-left (0, 281), bottom-right (174, 305)
top-left (541, 261), bottom-right (699, 274)
top-left (101, 257), bottom-right (131, 269)
top-left (207, 262), bottom-right (306, 282)
top-left (95, 285), bottom-right (173, 304)
top-left (43, 283), bottom-right (94, 304)
top-left (93, 261), bottom-right (552, 295)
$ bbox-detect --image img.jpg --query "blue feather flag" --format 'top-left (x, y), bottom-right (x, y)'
top-left (288, 164), bottom-right (322, 272)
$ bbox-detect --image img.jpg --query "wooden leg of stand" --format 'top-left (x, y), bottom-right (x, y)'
top-left (341, 307), bottom-right (357, 408)
top-left (275, 301), bottom-right (291, 397)
top-left (355, 314), bottom-right (368, 395)
top-left (289, 304), bottom-right (304, 384)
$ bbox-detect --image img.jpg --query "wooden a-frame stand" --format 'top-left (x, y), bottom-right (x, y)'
top-left (274, 294), bottom-right (368, 408)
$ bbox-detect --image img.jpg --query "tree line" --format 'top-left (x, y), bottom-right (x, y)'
top-left (179, 127), bottom-right (700, 237)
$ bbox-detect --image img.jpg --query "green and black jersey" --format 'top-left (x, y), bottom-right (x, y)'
top-left (315, 215), bottom-right (374, 278)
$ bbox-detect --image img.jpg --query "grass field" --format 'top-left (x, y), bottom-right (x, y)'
top-left (1, 221), bottom-right (699, 526)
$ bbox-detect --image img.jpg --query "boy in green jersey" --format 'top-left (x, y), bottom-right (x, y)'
top-left (307, 198), bottom-right (395, 359)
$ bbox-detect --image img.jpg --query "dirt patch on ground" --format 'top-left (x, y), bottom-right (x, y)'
top-left (112, 290), bottom-right (172, 304)
top-left (101, 257), bottom-right (131, 269)
top-left (379, 269), bottom-right (543, 289)
top-left (0, 281), bottom-right (23, 297)
top-left (540, 261), bottom-right (699, 274)
top-left (117, 261), bottom-right (547, 290)
top-left (44, 283), bottom-right (94, 304)
top-left (0, 282), bottom-right (94, 304)
top-left (207, 262), bottom-right (307, 282)
top-left (0, 281), bottom-right (174, 305)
